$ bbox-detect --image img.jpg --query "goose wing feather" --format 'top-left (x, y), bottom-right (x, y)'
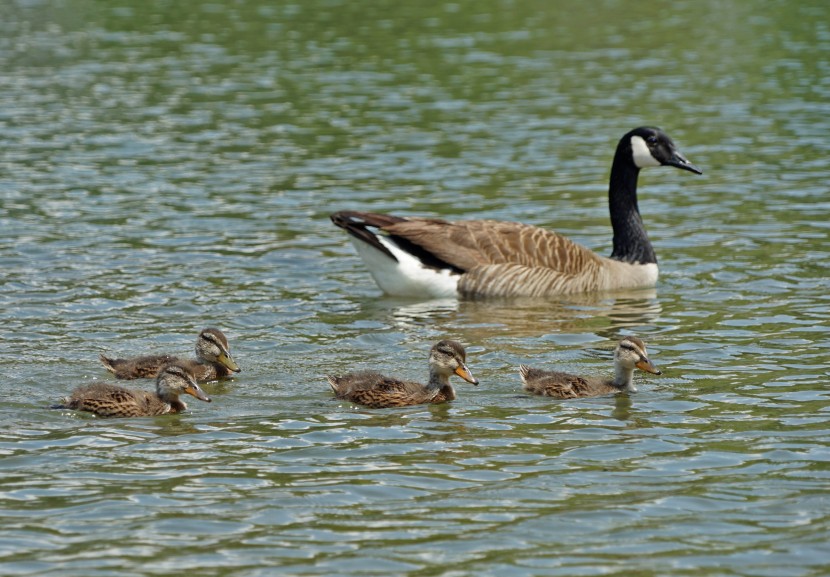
top-left (383, 218), bottom-right (599, 269)
top-left (381, 218), bottom-right (607, 297)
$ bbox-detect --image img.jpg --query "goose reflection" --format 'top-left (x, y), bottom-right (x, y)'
top-left (372, 289), bottom-right (662, 341)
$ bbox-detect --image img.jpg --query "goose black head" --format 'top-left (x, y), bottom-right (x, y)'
top-left (626, 126), bottom-right (702, 175)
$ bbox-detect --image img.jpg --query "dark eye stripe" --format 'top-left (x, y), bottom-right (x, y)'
top-left (201, 332), bottom-right (230, 352)
top-left (620, 342), bottom-right (647, 358)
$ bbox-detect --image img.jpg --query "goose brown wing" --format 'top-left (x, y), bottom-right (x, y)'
top-left (382, 219), bottom-right (606, 297)
top-left (383, 219), bottom-right (604, 271)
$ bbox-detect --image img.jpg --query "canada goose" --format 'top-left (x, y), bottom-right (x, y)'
top-left (327, 340), bottom-right (478, 408)
top-left (100, 327), bottom-right (240, 381)
top-left (520, 336), bottom-right (661, 398)
top-left (54, 364), bottom-right (211, 417)
top-left (331, 126), bottom-right (702, 298)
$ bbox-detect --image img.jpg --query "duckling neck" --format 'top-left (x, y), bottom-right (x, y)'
top-left (608, 156), bottom-right (656, 265)
top-left (428, 371), bottom-right (456, 401)
top-left (612, 364), bottom-right (637, 392)
top-left (156, 387), bottom-right (186, 413)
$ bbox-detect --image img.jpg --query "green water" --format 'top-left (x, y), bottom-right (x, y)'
top-left (1, 1), bottom-right (829, 576)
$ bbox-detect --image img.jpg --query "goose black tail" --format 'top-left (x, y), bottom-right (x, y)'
top-left (330, 211), bottom-right (408, 261)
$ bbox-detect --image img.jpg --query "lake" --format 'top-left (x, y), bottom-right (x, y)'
top-left (1, 1), bottom-right (829, 575)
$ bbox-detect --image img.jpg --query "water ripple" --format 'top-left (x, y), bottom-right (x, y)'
top-left (2, 0), bottom-right (830, 575)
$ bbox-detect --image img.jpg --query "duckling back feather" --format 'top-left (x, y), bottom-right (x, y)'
top-left (58, 382), bottom-right (173, 417)
top-left (327, 371), bottom-right (443, 408)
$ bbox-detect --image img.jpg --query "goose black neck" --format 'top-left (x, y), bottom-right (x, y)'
top-left (608, 154), bottom-right (656, 265)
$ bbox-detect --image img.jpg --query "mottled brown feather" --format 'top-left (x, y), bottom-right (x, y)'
top-left (99, 354), bottom-right (178, 379)
top-left (58, 382), bottom-right (177, 417)
top-left (519, 366), bottom-right (619, 399)
top-left (327, 371), bottom-right (452, 408)
top-left (99, 354), bottom-right (233, 381)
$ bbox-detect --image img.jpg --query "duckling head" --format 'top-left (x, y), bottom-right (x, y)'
top-left (157, 364), bottom-right (212, 404)
top-left (196, 328), bottom-right (241, 373)
top-left (613, 336), bottom-right (661, 391)
top-left (429, 340), bottom-right (478, 385)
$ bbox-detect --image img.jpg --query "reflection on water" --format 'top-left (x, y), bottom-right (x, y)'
top-left (382, 289), bottom-right (662, 342)
top-left (2, 0), bottom-right (830, 575)
top-left (610, 393), bottom-right (634, 422)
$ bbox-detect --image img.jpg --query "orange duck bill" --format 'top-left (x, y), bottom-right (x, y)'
top-left (454, 364), bottom-right (479, 385)
top-left (636, 358), bottom-right (662, 375)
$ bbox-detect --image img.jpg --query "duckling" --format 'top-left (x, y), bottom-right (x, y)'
top-left (520, 336), bottom-right (661, 399)
top-left (55, 364), bottom-right (211, 417)
top-left (327, 340), bottom-right (479, 408)
top-left (99, 327), bottom-right (240, 381)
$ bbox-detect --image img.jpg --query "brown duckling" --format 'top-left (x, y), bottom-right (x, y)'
top-left (99, 327), bottom-right (240, 381)
top-left (327, 340), bottom-right (479, 408)
top-left (520, 336), bottom-right (661, 399)
top-left (55, 364), bottom-right (211, 418)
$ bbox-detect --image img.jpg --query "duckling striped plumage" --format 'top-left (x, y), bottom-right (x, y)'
top-left (327, 340), bottom-right (479, 408)
top-left (55, 364), bottom-right (212, 418)
top-left (99, 327), bottom-right (240, 382)
top-left (520, 336), bottom-right (661, 398)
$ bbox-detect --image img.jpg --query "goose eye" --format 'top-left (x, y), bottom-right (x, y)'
top-left (647, 136), bottom-right (658, 145)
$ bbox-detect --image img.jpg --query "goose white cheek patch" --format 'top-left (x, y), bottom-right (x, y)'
top-left (631, 135), bottom-right (661, 168)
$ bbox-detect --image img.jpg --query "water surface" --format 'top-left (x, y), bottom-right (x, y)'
top-left (1, 1), bottom-right (829, 576)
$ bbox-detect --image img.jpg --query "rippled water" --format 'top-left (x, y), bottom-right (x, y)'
top-left (2, 1), bottom-right (829, 575)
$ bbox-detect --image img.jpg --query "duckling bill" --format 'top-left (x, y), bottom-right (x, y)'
top-left (99, 327), bottom-right (240, 381)
top-left (54, 364), bottom-right (211, 418)
top-left (327, 340), bottom-right (478, 408)
top-left (520, 336), bottom-right (661, 399)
